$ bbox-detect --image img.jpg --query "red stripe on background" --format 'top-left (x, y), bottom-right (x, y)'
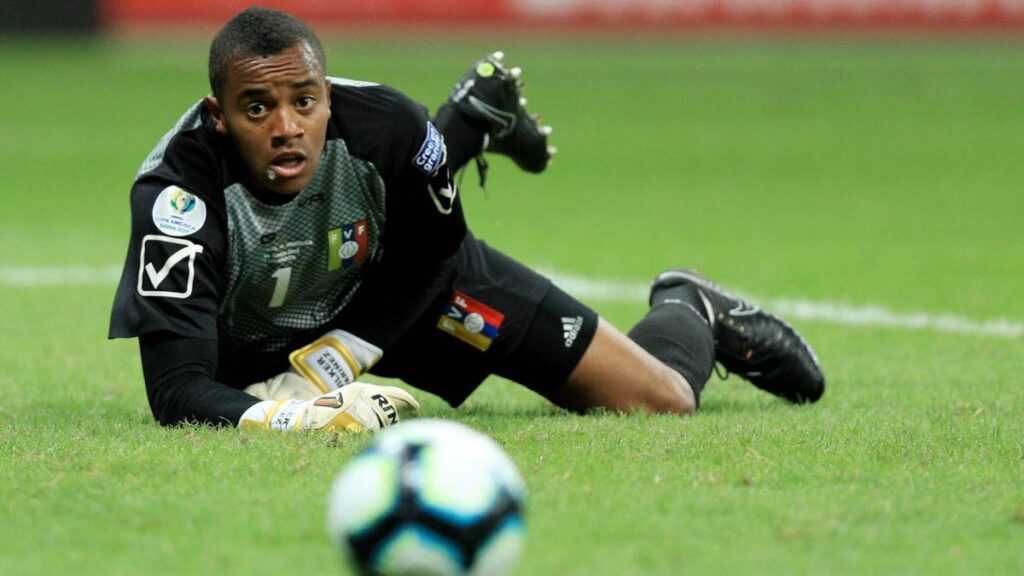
top-left (99, 0), bottom-right (1024, 29)
top-left (504, 0), bottom-right (1024, 27)
top-left (100, 0), bottom-right (512, 24)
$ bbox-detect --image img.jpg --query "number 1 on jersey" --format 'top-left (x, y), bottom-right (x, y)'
top-left (269, 267), bottom-right (292, 308)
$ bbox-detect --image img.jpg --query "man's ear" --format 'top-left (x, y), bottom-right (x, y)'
top-left (205, 95), bottom-right (229, 135)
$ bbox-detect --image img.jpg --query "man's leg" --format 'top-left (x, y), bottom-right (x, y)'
top-left (545, 317), bottom-right (700, 414)
top-left (434, 52), bottom-right (555, 176)
top-left (545, 280), bottom-right (716, 413)
top-left (541, 268), bottom-right (826, 413)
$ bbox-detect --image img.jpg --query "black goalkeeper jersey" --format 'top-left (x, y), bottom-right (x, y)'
top-left (110, 79), bottom-right (467, 408)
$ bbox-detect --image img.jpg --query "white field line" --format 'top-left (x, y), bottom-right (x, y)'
top-left (540, 269), bottom-right (1023, 340)
top-left (1, 265), bottom-right (1020, 340)
top-left (0, 266), bottom-right (122, 286)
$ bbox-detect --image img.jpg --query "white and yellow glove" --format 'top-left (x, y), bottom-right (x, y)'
top-left (288, 329), bottom-right (383, 393)
top-left (243, 371), bottom-right (325, 401)
top-left (238, 382), bottom-right (419, 433)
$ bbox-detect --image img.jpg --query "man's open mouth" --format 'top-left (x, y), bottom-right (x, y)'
top-left (268, 152), bottom-right (307, 179)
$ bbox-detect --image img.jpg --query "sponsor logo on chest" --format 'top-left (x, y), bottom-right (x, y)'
top-left (260, 233), bottom-right (314, 265)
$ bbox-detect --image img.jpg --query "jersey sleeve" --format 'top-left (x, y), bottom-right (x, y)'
top-left (139, 332), bottom-right (259, 427)
top-left (110, 129), bottom-right (253, 427)
top-left (329, 89), bottom-right (468, 349)
top-left (108, 131), bottom-right (228, 341)
top-left (380, 91), bottom-right (467, 264)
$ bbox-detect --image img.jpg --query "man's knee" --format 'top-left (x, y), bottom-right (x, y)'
top-left (551, 364), bottom-right (695, 415)
top-left (639, 365), bottom-right (696, 415)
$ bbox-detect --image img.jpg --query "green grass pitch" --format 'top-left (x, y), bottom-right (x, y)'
top-left (1, 33), bottom-right (1022, 574)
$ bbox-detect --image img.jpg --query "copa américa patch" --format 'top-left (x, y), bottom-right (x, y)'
top-left (152, 185), bottom-right (207, 237)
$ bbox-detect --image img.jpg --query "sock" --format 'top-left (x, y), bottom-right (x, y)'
top-left (627, 300), bottom-right (715, 405)
top-left (434, 103), bottom-right (487, 173)
top-left (650, 282), bottom-right (712, 325)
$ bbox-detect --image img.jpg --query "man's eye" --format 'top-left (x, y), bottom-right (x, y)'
top-left (297, 96), bottom-right (316, 109)
top-left (246, 103), bottom-right (268, 118)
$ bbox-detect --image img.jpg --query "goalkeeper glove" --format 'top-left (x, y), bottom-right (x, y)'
top-left (237, 382), bottom-right (419, 433)
top-left (289, 329), bottom-right (383, 393)
top-left (243, 371), bottom-right (324, 401)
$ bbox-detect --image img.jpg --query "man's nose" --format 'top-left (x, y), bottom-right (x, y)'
top-left (270, 108), bottom-right (304, 145)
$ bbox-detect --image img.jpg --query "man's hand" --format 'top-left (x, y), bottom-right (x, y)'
top-left (238, 382), bottom-right (419, 433)
top-left (243, 371), bottom-right (324, 401)
top-left (289, 329), bottom-right (383, 393)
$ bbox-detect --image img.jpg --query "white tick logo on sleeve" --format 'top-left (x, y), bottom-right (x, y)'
top-left (428, 181), bottom-right (457, 215)
top-left (137, 235), bottom-right (205, 298)
top-left (152, 185), bottom-right (207, 237)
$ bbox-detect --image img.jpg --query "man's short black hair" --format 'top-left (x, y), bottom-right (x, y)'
top-left (208, 7), bottom-right (326, 99)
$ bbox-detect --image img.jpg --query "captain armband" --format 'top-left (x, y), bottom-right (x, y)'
top-left (288, 329), bottom-right (383, 393)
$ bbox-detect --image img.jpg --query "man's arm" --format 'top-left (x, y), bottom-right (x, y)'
top-left (110, 127), bottom-right (246, 426)
top-left (138, 332), bottom-right (258, 427)
top-left (140, 332), bottom-right (419, 431)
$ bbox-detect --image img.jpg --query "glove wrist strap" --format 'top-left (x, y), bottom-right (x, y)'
top-left (289, 329), bottom-right (383, 392)
top-left (239, 399), bottom-right (283, 430)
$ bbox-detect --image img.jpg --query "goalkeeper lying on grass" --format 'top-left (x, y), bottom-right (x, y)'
top-left (109, 7), bottom-right (824, 433)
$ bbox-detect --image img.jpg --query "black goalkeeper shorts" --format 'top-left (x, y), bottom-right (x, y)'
top-left (370, 233), bottom-right (598, 406)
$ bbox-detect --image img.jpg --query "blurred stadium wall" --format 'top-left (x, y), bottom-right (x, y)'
top-left (97, 0), bottom-right (1024, 30)
top-left (2, 0), bottom-right (98, 32)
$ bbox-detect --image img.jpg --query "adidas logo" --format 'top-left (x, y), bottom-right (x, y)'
top-left (561, 316), bottom-right (584, 348)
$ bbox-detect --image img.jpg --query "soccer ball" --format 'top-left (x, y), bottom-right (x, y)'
top-left (326, 419), bottom-right (527, 576)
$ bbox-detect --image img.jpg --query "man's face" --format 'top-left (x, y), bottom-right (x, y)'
top-left (206, 43), bottom-right (330, 196)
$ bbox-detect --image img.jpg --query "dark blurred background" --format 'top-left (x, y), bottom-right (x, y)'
top-left (2, 0), bottom-right (98, 32)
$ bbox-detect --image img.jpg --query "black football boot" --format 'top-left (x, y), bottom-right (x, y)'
top-left (435, 51), bottom-right (555, 173)
top-left (651, 269), bottom-right (825, 404)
